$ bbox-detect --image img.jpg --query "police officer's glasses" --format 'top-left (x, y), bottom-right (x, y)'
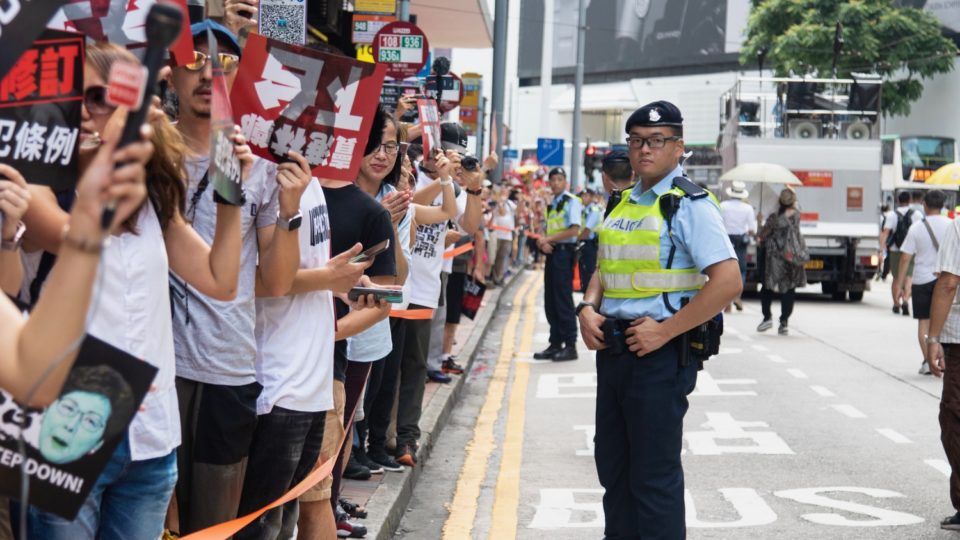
top-left (625, 135), bottom-right (681, 149)
top-left (371, 142), bottom-right (400, 155)
top-left (185, 51), bottom-right (240, 74)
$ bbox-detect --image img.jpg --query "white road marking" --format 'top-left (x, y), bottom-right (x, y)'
top-left (810, 385), bottom-right (835, 397)
top-left (685, 412), bottom-right (794, 455)
top-left (766, 354), bottom-right (788, 363)
top-left (686, 488), bottom-right (777, 528)
top-left (925, 459), bottom-right (952, 477)
top-left (573, 425), bottom-right (594, 457)
top-left (691, 371), bottom-right (757, 397)
top-left (774, 487), bottom-right (924, 526)
top-left (536, 373), bottom-right (596, 399)
top-left (529, 489), bottom-right (604, 529)
top-left (717, 347), bottom-right (743, 355)
top-left (875, 428), bottom-right (912, 444)
top-left (831, 404), bottom-right (867, 419)
top-left (752, 344), bottom-right (769, 352)
top-left (787, 368), bottom-right (808, 379)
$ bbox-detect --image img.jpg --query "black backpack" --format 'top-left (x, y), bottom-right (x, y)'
top-left (889, 208), bottom-right (915, 249)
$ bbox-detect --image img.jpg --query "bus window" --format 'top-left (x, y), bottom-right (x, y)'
top-left (882, 140), bottom-right (894, 165)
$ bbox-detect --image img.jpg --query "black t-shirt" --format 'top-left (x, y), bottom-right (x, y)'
top-left (323, 183), bottom-right (397, 380)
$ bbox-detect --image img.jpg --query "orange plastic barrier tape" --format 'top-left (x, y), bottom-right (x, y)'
top-left (443, 242), bottom-right (474, 259)
top-left (488, 224), bottom-right (514, 233)
top-left (390, 309), bottom-right (434, 320)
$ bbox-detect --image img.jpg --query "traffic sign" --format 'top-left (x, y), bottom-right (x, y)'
top-left (425, 72), bottom-right (464, 114)
top-left (537, 138), bottom-right (564, 166)
top-left (503, 149), bottom-right (519, 159)
top-left (353, 14), bottom-right (395, 44)
top-left (373, 21), bottom-right (429, 80)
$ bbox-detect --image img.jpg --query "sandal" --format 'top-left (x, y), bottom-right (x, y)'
top-left (339, 498), bottom-right (368, 519)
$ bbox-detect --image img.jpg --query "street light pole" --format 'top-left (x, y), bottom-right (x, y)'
top-left (570, 0), bottom-right (587, 192)
top-left (540, 0), bottom-right (554, 136)
top-left (491, 0), bottom-right (509, 183)
top-left (398, 0), bottom-right (410, 21)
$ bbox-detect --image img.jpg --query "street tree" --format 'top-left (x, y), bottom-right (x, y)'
top-left (741, 0), bottom-right (958, 116)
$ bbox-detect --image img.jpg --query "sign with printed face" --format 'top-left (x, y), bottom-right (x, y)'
top-left (208, 29), bottom-right (243, 205)
top-left (231, 33), bottom-right (387, 181)
top-left (48, 0), bottom-right (193, 66)
top-left (0, 30), bottom-right (84, 191)
top-left (0, 335), bottom-right (157, 520)
top-left (0, 1), bottom-right (71, 85)
top-left (417, 98), bottom-right (441, 158)
top-left (372, 21), bottom-right (428, 79)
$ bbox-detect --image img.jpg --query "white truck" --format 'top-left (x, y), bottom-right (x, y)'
top-left (719, 77), bottom-right (883, 301)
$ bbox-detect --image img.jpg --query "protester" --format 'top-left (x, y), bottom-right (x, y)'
top-left (895, 189), bottom-right (950, 376)
top-left (720, 180), bottom-right (757, 311)
top-left (757, 188), bottom-right (806, 336)
top-left (489, 186), bottom-right (516, 285)
top-left (887, 191), bottom-right (920, 315)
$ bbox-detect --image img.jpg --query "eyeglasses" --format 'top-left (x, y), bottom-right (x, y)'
top-left (625, 135), bottom-right (681, 149)
top-left (83, 85), bottom-right (116, 117)
top-left (56, 397), bottom-right (107, 433)
top-left (371, 142), bottom-right (400, 155)
top-left (184, 51), bottom-right (240, 74)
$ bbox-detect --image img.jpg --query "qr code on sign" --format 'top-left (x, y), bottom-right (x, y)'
top-left (259, 3), bottom-right (306, 46)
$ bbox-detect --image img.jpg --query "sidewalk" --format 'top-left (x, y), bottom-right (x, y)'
top-left (341, 270), bottom-right (524, 539)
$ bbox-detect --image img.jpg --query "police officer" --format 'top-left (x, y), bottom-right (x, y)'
top-left (577, 101), bottom-right (742, 539)
top-left (578, 189), bottom-right (603, 293)
top-left (534, 167), bottom-right (582, 361)
top-left (600, 150), bottom-right (635, 219)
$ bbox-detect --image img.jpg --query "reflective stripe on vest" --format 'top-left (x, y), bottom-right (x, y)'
top-left (597, 185), bottom-right (707, 299)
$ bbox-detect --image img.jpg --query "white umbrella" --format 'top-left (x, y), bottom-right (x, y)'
top-left (719, 163), bottom-right (802, 185)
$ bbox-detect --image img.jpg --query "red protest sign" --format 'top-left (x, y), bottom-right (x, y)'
top-left (208, 29), bottom-right (243, 205)
top-left (231, 33), bottom-right (387, 181)
top-left (417, 98), bottom-right (441, 158)
top-left (373, 21), bottom-right (428, 79)
top-left (106, 61), bottom-right (146, 109)
top-left (49, 0), bottom-right (193, 66)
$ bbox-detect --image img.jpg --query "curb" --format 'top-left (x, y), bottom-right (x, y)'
top-left (364, 270), bottom-right (525, 540)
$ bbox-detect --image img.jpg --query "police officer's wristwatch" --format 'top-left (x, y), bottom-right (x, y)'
top-left (276, 211), bottom-right (303, 232)
top-left (576, 301), bottom-right (599, 316)
top-left (0, 221), bottom-right (25, 251)
top-left (925, 334), bottom-right (941, 345)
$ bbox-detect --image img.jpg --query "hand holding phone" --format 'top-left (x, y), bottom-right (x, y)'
top-left (347, 287), bottom-right (404, 304)
top-left (349, 239), bottom-right (390, 263)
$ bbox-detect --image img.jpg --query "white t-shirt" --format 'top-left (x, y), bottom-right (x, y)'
top-left (255, 180), bottom-right (336, 413)
top-left (720, 199), bottom-right (757, 236)
top-left (491, 200), bottom-right (516, 240)
top-left (901, 214), bottom-right (951, 285)
top-left (408, 177), bottom-right (467, 306)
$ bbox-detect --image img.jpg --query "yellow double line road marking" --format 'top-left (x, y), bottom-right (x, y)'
top-left (442, 272), bottom-right (541, 539)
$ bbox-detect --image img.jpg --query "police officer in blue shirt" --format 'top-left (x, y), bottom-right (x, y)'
top-left (576, 101), bottom-right (742, 539)
top-left (534, 167), bottom-right (583, 361)
top-left (577, 189), bottom-right (604, 293)
top-left (600, 150), bottom-right (635, 219)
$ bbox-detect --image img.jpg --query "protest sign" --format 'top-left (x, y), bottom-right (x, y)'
top-left (462, 275), bottom-right (487, 320)
top-left (0, 30), bottom-right (84, 191)
top-left (417, 98), bottom-right (441, 158)
top-left (0, 1), bottom-right (71, 85)
top-left (49, 0), bottom-right (193, 66)
top-left (208, 29), bottom-right (244, 205)
top-left (0, 335), bottom-right (158, 519)
top-left (232, 33), bottom-right (387, 181)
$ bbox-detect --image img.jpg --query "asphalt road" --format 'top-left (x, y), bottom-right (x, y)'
top-left (396, 274), bottom-right (956, 539)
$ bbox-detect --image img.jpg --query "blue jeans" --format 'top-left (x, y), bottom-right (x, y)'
top-left (29, 436), bottom-right (177, 540)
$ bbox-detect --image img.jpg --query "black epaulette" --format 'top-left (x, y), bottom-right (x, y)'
top-left (672, 176), bottom-right (708, 200)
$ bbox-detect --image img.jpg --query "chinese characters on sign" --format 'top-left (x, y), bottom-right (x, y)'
top-left (0, 1), bottom-right (70, 85)
top-left (208, 29), bottom-right (243, 205)
top-left (0, 30), bottom-right (84, 191)
top-left (417, 98), bottom-right (441, 158)
top-left (231, 33), bottom-right (387, 181)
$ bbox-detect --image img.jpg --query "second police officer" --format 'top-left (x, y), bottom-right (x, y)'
top-left (577, 101), bottom-right (742, 539)
top-left (578, 189), bottom-right (604, 293)
top-left (534, 167), bottom-right (582, 361)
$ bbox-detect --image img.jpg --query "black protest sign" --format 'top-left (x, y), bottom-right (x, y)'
top-left (0, 335), bottom-right (157, 520)
top-left (0, 1), bottom-right (71, 86)
top-left (0, 30), bottom-right (84, 191)
top-left (208, 30), bottom-right (243, 205)
top-left (462, 275), bottom-right (487, 320)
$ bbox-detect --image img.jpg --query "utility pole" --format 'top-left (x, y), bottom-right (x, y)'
top-left (398, 0), bottom-right (410, 21)
top-left (540, 0), bottom-right (554, 136)
top-left (570, 0), bottom-right (586, 192)
top-left (478, 96), bottom-right (487, 157)
top-left (491, 0), bottom-right (509, 183)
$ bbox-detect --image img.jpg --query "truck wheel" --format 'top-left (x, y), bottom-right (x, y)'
top-left (849, 291), bottom-right (864, 302)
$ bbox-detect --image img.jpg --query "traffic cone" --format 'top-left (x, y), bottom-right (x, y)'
top-left (573, 261), bottom-right (581, 292)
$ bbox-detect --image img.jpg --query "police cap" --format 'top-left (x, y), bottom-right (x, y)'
top-left (547, 167), bottom-right (566, 178)
top-left (625, 100), bottom-right (683, 133)
top-left (601, 150), bottom-right (629, 167)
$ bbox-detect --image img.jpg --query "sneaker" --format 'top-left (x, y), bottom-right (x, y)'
top-left (552, 343), bottom-right (578, 361)
top-left (427, 369), bottom-right (452, 383)
top-left (534, 344), bottom-right (562, 359)
top-left (342, 455), bottom-right (371, 480)
top-left (354, 448), bottom-right (383, 475)
top-left (395, 444), bottom-right (417, 467)
top-left (339, 498), bottom-right (368, 519)
top-left (892, 304), bottom-right (900, 314)
top-left (442, 356), bottom-right (464, 375)
top-left (757, 319), bottom-right (773, 332)
top-left (942, 512), bottom-right (960, 531)
top-left (902, 302), bottom-right (910, 317)
top-left (919, 361), bottom-right (932, 375)
top-left (778, 322), bottom-right (788, 336)
top-left (336, 510), bottom-right (368, 538)
top-left (368, 447), bottom-right (404, 472)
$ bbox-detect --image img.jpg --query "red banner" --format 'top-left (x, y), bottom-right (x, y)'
top-left (231, 33), bottom-right (387, 181)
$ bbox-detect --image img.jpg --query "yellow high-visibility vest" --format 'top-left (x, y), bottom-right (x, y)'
top-left (545, 193), bottom-right (580, 236)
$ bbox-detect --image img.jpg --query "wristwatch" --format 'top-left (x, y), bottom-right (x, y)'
top-left (466, 187), bottom-right (482, 196)
top-left (576, 301), bottom-right (599, 316)
top-left (0, 221), bottom-right (25, 251)
top-left (925, 334), bottom-right (941, 345)
top-left (276, 211), bottom-right (303, 232)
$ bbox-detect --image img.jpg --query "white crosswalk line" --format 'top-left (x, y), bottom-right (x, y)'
top-left (766, 354), bottom-right (788, 364)
top-left (810, 385), bottom-right (835, 397)
top-left (926, 459), bottom-right (952, 477)
top-left (786, 368), bottom-right (808, 379)
top-left (751, 344), bottom-right (769, 352)
top-left (831, 404), bottom-right (867, 419)
top-left (876, 428), bottom-right (912, 444)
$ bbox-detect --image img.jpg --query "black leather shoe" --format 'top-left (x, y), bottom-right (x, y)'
top-left (534, 344), bottom-right (562, 359)
top-left (552, 343), bottom-right (578, 361)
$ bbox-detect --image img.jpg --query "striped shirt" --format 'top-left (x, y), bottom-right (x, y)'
top-left (935, 219), bottom-right (960, 344)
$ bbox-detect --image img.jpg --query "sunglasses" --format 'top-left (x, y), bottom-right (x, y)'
top-left (83, 85), bottom-right (116, 117)
top-left (184, 50), bottom-right (240, 74)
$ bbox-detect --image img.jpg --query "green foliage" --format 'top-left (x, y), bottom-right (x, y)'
top-left (741, 0), bottom-right (958, 116)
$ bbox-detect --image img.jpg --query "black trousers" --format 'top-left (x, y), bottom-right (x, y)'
top-left (595, 342), bottom-right (697, 540)
top-left (544, 246), bottom-right (578, 345)
top-left (397, 305), bottom-right (433, 447)
top-left (579, 240), bottom-right (598, 294)
top-left (761, 287), bottom-right (796, 322)
top-left (366, 317), bottom-right (406, 453)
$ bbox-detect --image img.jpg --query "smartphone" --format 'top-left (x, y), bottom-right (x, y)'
top-left (349, 239), bottom-right (390, 263)
top-left (347, 287), bottom-right (404, 304)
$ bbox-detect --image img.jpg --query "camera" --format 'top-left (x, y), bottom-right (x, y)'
top-left (460, 154), bottom-right (480, 171)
